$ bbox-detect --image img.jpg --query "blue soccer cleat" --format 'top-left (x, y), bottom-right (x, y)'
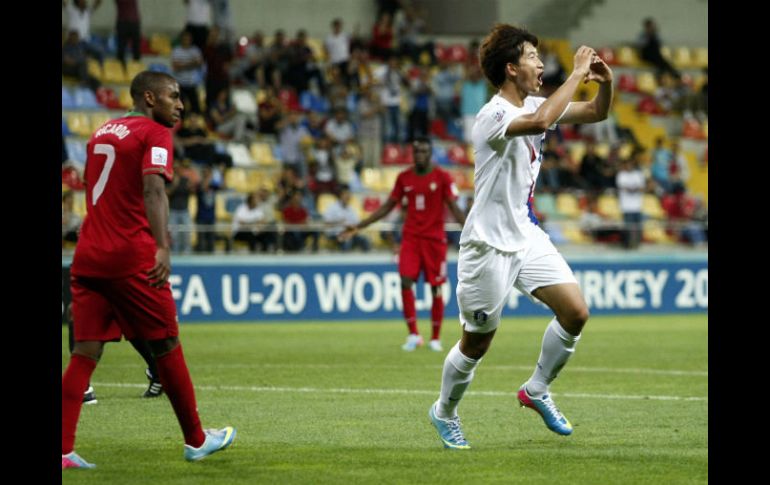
top-left (62, 451), bottom-right (96, 470)
top-left (184, 427), bottom-right (237, 461)
top-left (517, 385), bottom-right (573, 436)
top-left (428, 402), bottom-right (471, 450)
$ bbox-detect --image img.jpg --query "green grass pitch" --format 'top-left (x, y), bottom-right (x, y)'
top-left (61, 314), bottom-right (707, 484)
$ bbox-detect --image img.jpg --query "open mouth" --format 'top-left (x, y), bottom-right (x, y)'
top-left (537, 73), bottom-right (543, 85)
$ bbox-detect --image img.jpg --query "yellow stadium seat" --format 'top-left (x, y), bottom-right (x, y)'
top-left (150, 33), bottom-right (172, 56)
top-left (642, 194), bottom-right (665, 219)
top-left (562, 225), bottom-right (592, 244)
top-left (65, 112), bottom-right (92, 137)
top-left (224, 168), bottom-right (251, 192)
top-left (594, 142), bottom-right (610, 159)
top-left (316, 193), bottom-right (338, 215)
top-left (660, 46), bottom-right (672, 61)
top-left (636, 72), bottom-right (658, 95)
top-left (672, 47), bottom-right (693, 69)
top-left (616, 46), bottom-right (641, 67)
top-left (125, 60), bottom-right (146, 81)
top-left (643, 220), bottom-right (676, 244)
top-left (568, 142), bottom-right (586, 165)
top-left (87, 58), bottom-right (103, 82)
top-left (250, 142), bottom-right (278, 166)
top-left (597, 194), bottom-right (622, 221)
top-left (361, 168), bottom-right (385, 192)
top-left (90, 112), bottom-right (113, 133)
top-left (555, 193), bottom-right (580, 219)
top-left (692, 47), bottom-right (708, 69)
top-left (306, 37), bottom-right (326, 62)
top-left (118, 87), bottom-right (133, 109)
top-left (103, 59), bottom-right (127, 84)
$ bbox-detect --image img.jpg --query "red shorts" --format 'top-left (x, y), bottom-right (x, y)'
top-left (398, 235), bottom-right (448, 286)
top-left (70, 272), bottom-right (179, 342)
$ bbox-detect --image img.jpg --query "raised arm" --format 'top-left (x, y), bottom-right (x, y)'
top-left (143, 173), bottom-right (171, 288)
top-left (505, 45), bottom-right (595, 137)
top-left (558, 57), bottom-right (614, 125)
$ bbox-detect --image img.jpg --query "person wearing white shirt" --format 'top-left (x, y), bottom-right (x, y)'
top-left (616, 155), bottom-right (646, 249)
top-left (323, 188), bottom-right (370, 252)
top-left (428, 23), bottom-right (614, 450)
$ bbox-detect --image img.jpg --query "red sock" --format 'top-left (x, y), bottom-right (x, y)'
top-left (431, 294), bottom-right (444, 340)
top-left (62, 354), bottom-right (97, 454)
top-left (155, 345), bottom-right (206, 447)
top-left (401, 288), bottom-right (418, 334)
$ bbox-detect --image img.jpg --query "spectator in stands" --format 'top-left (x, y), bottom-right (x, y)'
top-left (335, 142), bottom-right (362, 190)
top-left (459, 64), bottom-right (488, 143)
top-left (62, 30), bottom-right (101, 92)
top-left (264, 29), bottom-right (290, 90)
top-left (324, 18), bottom-right (352, 87)
top-left (276, 165), bottom-right (307, 210)
top-left (700, 67), bottom-right (708, 115)
top-left (346, 45), bottom-right (375, 91)
top-left (114, 0), bottom-right (141, 66)
top-left (432, 59), bottom-right (461, 128)
top-left (62, 191), bottom-right (82, 246)
top-left (63, 0), bottom-right (104, 64)
top-left (182, 0), bottom-right (211, 52)
top-left (662, 185), bottom-right (707, 246)
top-left (207, 88), bottom-right (251, 142)
top-left (574, 90), bottom-right (618, 144)
top-left (407, 66), bottom-right (432, 142)
top-left (174, 113), bottom-right (233, 168)
top-left (325, 107), bottom-right (356, 148)
top-left (238, 30), bottom-right (267, 87)
top-left (578, 139), bottom-right (615, 193)
top-left (171, 29), bottom-right (204, 115)
top-left (637, 18), bottom-right (680, 80)
top-left (650, 137), bottom-right (688, 195)
top-left (257, 86), bottom-right (284, 135)
top-left (398, 4), bottom-right (432, 63)
top-left (616, 151), bottom-right (646, 249)
top-left (654, 71), bottom-right (687, 114)
top-left (194, 166), bottom-right (220, 253)
top-left (357, 84), bottom-right (384, 167)
top-left (379, 54), bottom-right (408, 143)
top-left (286, 29), bottom-right (326, 96)
top-left (667, 140), bottom-right (690, 193)
top-left (370, 11), bottom-right (395, 61)
top-left (232, 191), bottom-right (277, 252)
top-left (278, 110), bottom-right (312, 178)
top-left (167, 159), bottom-right (199, 254)
top-left (540, 135), bottom-right (579, 191)
top-left (210, 0), bottom-right (234, 45)
top-left (580, 194), bottom-right (622, 243)
top-left (282, 190), bottom-right (317, 252)
top-left (307, 136), bottom-right (338, 200)
top-left (323, 187), bottom-right (371, 252)
top-left (203, 26), bottom-right (234, 112)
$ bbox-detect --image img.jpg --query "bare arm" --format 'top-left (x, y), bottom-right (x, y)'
top-left (505, 45), bottom-right (595, 137)
top-left (559, 57), bottom-right (614, 124)
top-left (445, 198), bottom-right (466, 226)
top-left (338, 197), bottom-right (397, 241)
top-left (143, 173), bottom-right (171, 288)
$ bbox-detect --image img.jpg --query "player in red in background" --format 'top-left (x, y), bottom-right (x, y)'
top-left (62, 71), bottom-right (235, 470)
top-left (340, 136), bottom-right (466, 352)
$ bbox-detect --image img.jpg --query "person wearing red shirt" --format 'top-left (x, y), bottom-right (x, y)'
top-left (62, 71), bottom-right (235, 470)
top-left (341, 137), bottom-right (466, 351)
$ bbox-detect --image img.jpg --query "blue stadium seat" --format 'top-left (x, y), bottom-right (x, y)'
top-left (62, 87), bottom-right (76, 109)
top-left (432, 145), bottom-right (450, 166)
top-left (148, 62), bottom-right (172, 74)
top-left (65, 138), bottom-right (87, 165)
top-left (62, 117), bottom-right (72, 137)
top-left (73, 87), bottom-right (101, 109)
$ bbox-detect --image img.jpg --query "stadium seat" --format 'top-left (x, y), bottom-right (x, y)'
top-left (278, 88), bottom-right (301, 112)
top-left (642, 194), bottom-right (666, 219)
top-left (74, 87), bottom-right (102, 109)
top-left (567, 142), bottom-right (586, 165)
top-left (233, 88), bottom-right (258, 115)
top-left (250, 142), bottom-right (278, 166)
top-left (227, 143), bottom-right (256, 167)
top-left (555, 193), bottom-right (581, 219)
top-left (65, 112), bottom-right (92, 137)
top-left (597, 47), bottom-right (616, 65)
top-left (103, 59), bottom-right (127, 84)
top-left (597, 194), bottom-right (622, 221)
top-left (448, 44), bottom-right (469, 63)
top-left (360, 168), bottom-right (385, 192)
top-left (615, 46), bottom-right (641, 67)
top-left (381, 143), bottom-right (404, 165)
top-left (224, 168), bottom-right (251, 193)
top-left (316, 193), bottom-right (337, 215)
top-left (62, 117), bottom-right (72, 137)
top-left (636, 72), bottom-right (658, 95)
top-left (642, 220), bottom-right (676, 244)
top-left (562, 225), bottom-right (592, 244)
top-left (447, 144), bottom-right (470, 165)
top-left (594, 142), bottom-right (610, 158)
top-left (672, 47), bottom-right (693, 69)
top-left (118, 87), bottom-right (133, 109)
top-left (125, 60), bottom-right (146, 81)
top-left (87, 59), bottom-right (103, 82)
top-left (534, 193), bottom-right (557, 220)
top-left (95, 87), bottom-right (122, 109)
top-left (692, 47), bottom-right (708, 69)
top-left (65, 138), bottom-right (88, 165)
top-left (89, 112), bottom-right (113, 133)
top-left (617, 73), bottom-right (637, 93)
top-left (362, 195), bottom-right (382, 213)
top-left (149, 33), bottom-right (172, 56)
top-left (148, 62), bottom-right (172, 74)
top-left (434, 44), bottom-right (450, 63)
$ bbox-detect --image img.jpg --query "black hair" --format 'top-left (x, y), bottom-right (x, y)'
top-left (479, 23), bottom-right (539, 88)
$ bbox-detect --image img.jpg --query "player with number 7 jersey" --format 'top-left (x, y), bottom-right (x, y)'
top-left (72, 108), bottom-right (174, 279)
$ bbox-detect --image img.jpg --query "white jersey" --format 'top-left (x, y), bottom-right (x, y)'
top-left (460, 94), bottom-right (566, 252)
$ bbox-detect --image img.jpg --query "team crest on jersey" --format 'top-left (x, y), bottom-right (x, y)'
top-left (493, 110), bottom-right (505, 122)
top-left (151, 147), bottom-right (168, 167)
top-left (429, 182), bottom-right (437, 191)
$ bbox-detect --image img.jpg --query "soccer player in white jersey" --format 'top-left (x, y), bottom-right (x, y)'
top-left (428, 24), bottom-right (613, 449)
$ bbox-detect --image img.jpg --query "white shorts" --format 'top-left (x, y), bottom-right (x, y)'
top-left (456, 226), bottom-right (577, 333)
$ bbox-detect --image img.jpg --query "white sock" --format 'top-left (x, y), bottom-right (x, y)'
top-left (526, 318), bottom-right (581, 396)
top-left (436, 342), bottom-right (480, 419)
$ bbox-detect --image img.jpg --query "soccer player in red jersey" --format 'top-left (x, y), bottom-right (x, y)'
top-left (61, 71), bottom-right (235, 470)
top-left (340, 137), bottom-right (466, 351)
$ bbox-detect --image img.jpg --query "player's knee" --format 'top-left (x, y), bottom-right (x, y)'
top-left (400, 276), bottom-right (414, 289)
top-left (562, 305), bottom-right (590, 331)
top-left (72, 341), bottom-right (104, 361)
top-left (148, 336), bottom-right (179, 357)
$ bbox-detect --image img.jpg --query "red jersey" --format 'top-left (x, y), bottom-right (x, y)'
top-left (71, 114), bottom-right (174, 279)
top-left (389, 166), bottom-right (458, 241)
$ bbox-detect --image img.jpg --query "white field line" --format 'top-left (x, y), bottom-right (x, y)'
top-left (92, 382), bottom-right (708, 402)
top-left (100, 362), bottom-right (707, 377)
